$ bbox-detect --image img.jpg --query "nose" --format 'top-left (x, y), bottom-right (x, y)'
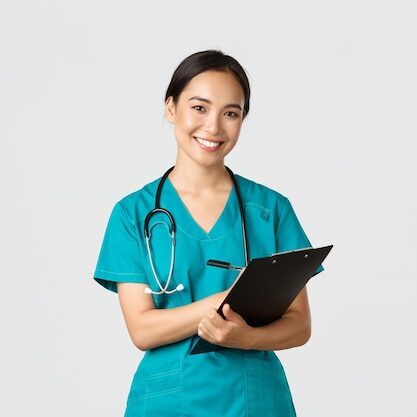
top-left (203, 112), bottom-right (222, 136)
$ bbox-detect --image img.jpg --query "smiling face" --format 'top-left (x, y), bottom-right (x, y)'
top-left (165, 70), bottom-right (245, 169)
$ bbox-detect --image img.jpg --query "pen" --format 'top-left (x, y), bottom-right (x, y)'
top-left (206, 259), bottom-right (244, 270)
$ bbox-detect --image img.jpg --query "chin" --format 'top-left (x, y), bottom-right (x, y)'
top-left (192, 156), bottom-right (225, 169)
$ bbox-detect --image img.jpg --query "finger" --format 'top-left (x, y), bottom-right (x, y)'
top-left (222, 304), bottom-right (241, 322)
top-left (199, 320), bottom-right (228, 346)
top-left (198, 320), bottom-right (216, 343)
top-left (201, 315), bottom-right (223, 338)
top-left (206, 309), bottom-right (227, 328)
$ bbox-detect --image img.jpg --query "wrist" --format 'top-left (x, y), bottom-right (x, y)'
top-left (209, 291), bottom-right (226, 309)
top-left (244, 325), bottom-right (260, 350)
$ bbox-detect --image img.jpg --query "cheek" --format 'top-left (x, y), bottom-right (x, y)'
top-left (176, 111), bottom-right (200, 132)
top-left (229, 122), bottom-right (242, 139)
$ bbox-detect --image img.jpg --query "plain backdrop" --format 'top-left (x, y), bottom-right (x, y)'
top-left (1, 1), bottom-right (416, 416)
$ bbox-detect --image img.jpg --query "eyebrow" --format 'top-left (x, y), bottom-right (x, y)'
top-left (188, 96), bottom-right (243, 111)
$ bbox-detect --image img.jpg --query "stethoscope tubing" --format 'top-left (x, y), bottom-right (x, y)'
top-left (144, 165), bottom-right (249, 295)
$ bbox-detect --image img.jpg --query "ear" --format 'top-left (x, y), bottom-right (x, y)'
top-left (165, 96), bottom-right (176, 124)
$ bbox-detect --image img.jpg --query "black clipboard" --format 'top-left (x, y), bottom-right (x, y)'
top-left (190, 245), bottom-right (333, 355)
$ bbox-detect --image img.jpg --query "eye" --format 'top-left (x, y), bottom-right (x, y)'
top-left (225, 111), bottom-right (239, 118)
top-left (192, 105), bottom-right (205, 112)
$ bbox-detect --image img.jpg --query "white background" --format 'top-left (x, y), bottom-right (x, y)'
top-left (1, 1), bottom-right (416, 416)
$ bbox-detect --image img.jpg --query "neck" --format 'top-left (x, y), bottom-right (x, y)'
top-left (168, 156), bottom-right (232, 193)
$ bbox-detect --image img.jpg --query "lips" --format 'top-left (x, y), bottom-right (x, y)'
top-left (193, 136), bottom-right (224, 148)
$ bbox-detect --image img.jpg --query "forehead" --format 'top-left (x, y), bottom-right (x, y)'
top-left (180, 70), bottom-right (244, 103)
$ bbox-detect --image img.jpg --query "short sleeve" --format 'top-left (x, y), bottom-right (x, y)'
top-left (276, 197), bottom-right (324, 275)
top-left (93, 201), bottom-right (148, 293)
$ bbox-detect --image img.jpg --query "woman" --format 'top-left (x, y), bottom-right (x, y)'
top-left (93, 49), bottom-right (322, 417)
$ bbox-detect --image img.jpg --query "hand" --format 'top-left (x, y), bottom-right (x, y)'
top-left (197, 303), bottom-right (254, 350)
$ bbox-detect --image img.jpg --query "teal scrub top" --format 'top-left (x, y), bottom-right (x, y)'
top-left (93, 173), bottom-right (323, 417)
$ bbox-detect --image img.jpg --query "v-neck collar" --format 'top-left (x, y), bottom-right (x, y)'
top-left (161, 176), bottom-right (239, 240)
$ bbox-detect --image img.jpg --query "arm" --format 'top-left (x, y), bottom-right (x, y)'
top-left (117, 282), bottom-right (228, 351)
top-left (197, 286), bottom-right (311, 351)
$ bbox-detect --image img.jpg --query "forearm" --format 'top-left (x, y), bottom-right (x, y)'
top-left (247, 311), bottom-right (311, 351)
top-left (134, 292), bottom-right (226, 350)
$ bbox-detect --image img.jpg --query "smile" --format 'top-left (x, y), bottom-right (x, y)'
top-left (193, 136), bottom-right (224, 148)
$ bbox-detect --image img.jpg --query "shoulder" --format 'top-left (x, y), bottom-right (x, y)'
top-left (235, 173), bottom-right (312, 250)
top-left (110, 177), bottom-right (162, 222)
top-left (235, 173), bottom-right (290, 214)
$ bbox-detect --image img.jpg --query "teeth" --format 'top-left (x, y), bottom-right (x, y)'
top-left (195, 137), bottom-right (221, 148)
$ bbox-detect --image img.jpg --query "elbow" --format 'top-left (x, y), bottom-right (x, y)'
top-left (132, 328), bottom-right (156, 351)
top-left (283, 312), bottom-right (311, 348)
top-left (132, 336), bottom-right (147, 351)
top-left (287, 316), bottom-right (311, 349)
top-left (301, 330), bottom-right (311, 346)
top-left (128, 312), bottom-right (155, 351)
top-left (130, 324), bottom-right (152, 351)
top-left (298, 321), bottom-right (312, 346)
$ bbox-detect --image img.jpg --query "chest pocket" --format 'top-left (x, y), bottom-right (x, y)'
top-left (245, 204), bottom-right (277, 259)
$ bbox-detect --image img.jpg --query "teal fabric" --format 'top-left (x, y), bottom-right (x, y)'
top-left (93, 174), bottom-right (323, 417)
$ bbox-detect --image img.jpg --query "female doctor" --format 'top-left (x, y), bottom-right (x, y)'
top-left (93, 49), bottom-right (321, 417)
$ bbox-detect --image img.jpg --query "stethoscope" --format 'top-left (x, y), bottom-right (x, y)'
top-left (143, 166), bottom-right (250, 295)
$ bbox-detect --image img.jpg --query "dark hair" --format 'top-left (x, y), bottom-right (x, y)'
top-left (165, 49), bottom-right (251, 119)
